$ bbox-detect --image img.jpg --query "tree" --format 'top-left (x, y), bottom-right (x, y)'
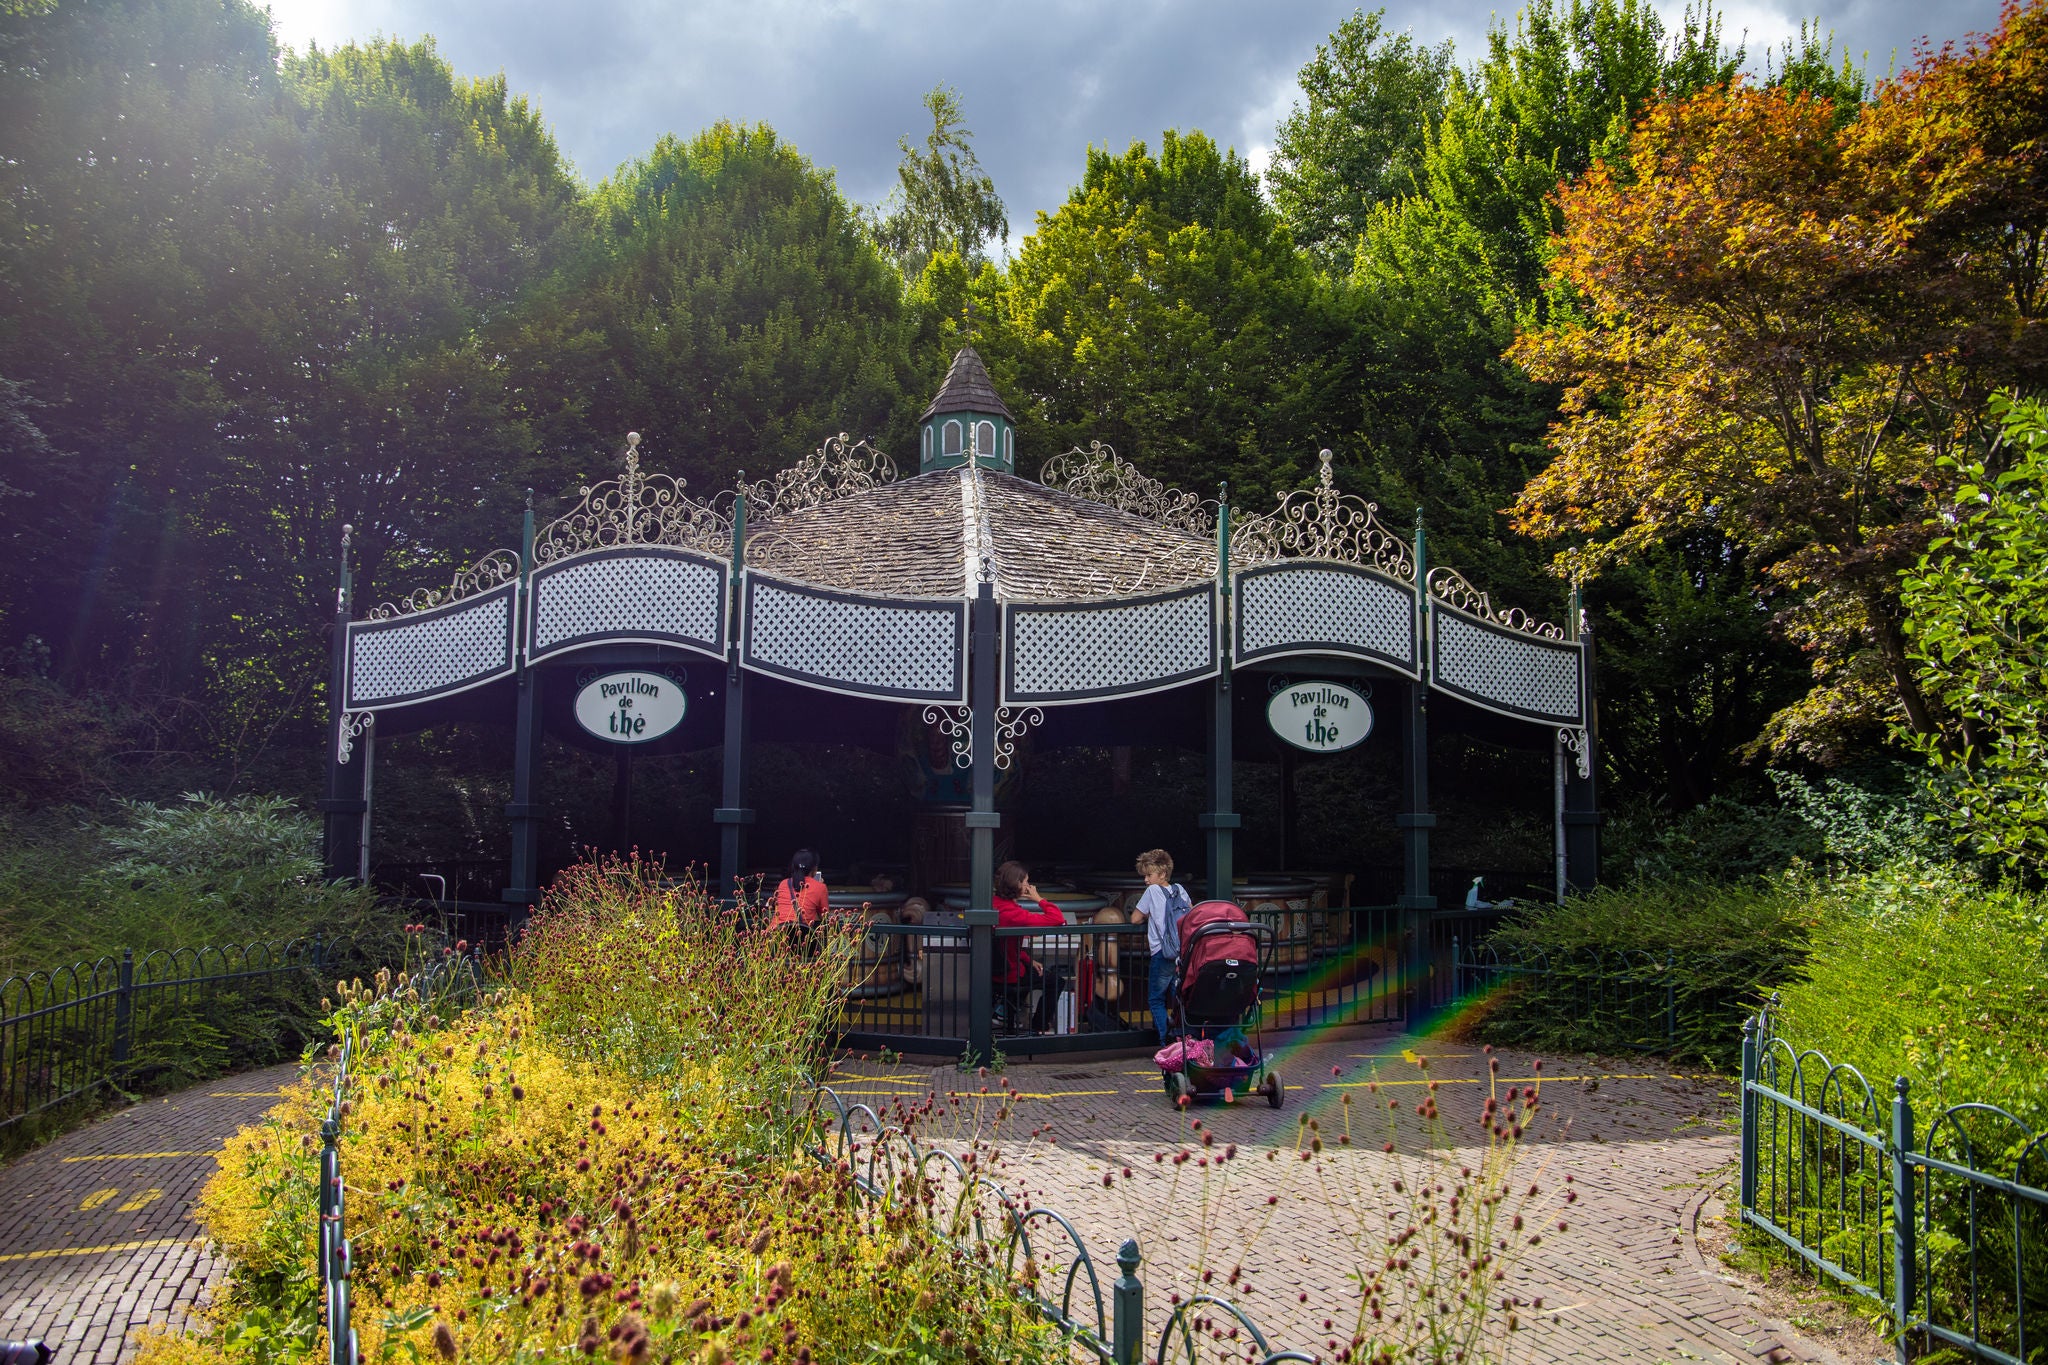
top-left (1510, 1), bottom-right (2048, 761)
top-left (1267, 8), bottom-right (1453, 264)
top-left (964, 131), bottom-right (1342, 498)
top-left (874, 85), bottom-right (1008, 279)
top-left (1900, 393), bottom-right (2048, 868)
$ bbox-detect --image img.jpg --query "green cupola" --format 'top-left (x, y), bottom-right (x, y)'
top-left (919, 345), bottom-right (1015, 474)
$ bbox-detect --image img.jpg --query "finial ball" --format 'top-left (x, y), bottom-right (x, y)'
top-left (626, 431), bottom-right (641, 448)
top-left (1318, 448), bottom-right (1334, 464)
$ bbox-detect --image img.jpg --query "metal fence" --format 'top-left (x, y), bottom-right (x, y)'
top-left (1738, 1010), bottom-right (2047, 1364)
top-left (1, 936), bottom-right (347, 1131)
top-left (834, 905), bottom-right (1412, 1059)
top-left (806, 1082), bottom-right (1312, 1365)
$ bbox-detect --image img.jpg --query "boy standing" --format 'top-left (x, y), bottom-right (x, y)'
top-left (1129, 848), bottom-right (1190, 1042)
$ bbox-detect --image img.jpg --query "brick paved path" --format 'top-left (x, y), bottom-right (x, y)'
top-left (827, 1028), bottom-right (1857, 1365)
top-left (0, 1064), bottom-right (300, 1365)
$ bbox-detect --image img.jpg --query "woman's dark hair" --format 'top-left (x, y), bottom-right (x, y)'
top-left (994, 860), bottom-right (1029, 900)
top-left (787, 848), bottom-right (820, 885)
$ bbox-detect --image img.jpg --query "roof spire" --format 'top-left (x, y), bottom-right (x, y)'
top-left (918, 345), bottom-right (1015, 475)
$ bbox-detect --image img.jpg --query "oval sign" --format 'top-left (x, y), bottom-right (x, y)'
top-left (1267, 681), bottom-right (1372, 754)
top-left (574, 671), bottom-right (686, 744)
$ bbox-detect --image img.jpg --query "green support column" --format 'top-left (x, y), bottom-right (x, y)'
top-left (1400, 511), bottom-right (1437, 1023)
top-left (965, 574), bottom-right (1000, 1066)
top-left (321, 524), bottom-right (368, 883)
top-left (1201, 487), bottom-right (1239, 902)
top-left (1563, 588), bottom-right (1602, 892)
top-left (715, 482), bottom-right (754, 903)
top-left (505, 492), bottom-right (544, 920)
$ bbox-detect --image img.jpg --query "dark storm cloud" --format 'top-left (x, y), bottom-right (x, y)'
top-left (270, 0), bottom-right (2005, 235)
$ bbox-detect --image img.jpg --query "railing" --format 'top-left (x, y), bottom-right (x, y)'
top-left (834, 906), bottom-right (1413, 1058)
top-left (1739, 1010), bottom-right (2047, 1364)
top-left (804, 1083), bottom-right (1311, 1365)
top-left (1, 936), bottom-right (349, 1130)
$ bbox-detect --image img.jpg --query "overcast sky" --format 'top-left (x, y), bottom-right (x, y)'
top-left (261, 0), bottom-right (2003, 246)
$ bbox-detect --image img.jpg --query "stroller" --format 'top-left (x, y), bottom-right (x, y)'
top-left (1156, 901), bottom-right (1283, 1108)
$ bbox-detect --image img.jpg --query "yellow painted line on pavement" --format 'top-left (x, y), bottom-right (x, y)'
top-left (61, 1151), bottom-right (210, 1162)
top-left (0, 1237), bottom-right (193, 1264)
top-left (1323, 1073), bottom-right (1653, 1089)
top-left (118, 1188), bottom-right (164, 1212)
top-left (78, 1188), bottom-right (119, 1211)
top-left (210, 1089), bottom-right (290, 1097)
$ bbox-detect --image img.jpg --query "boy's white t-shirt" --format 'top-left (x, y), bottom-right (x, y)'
top-left (1136, 882), bottom-right (1190, 959)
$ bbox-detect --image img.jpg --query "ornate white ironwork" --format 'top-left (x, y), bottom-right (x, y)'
top-left (1231, 450), bottom-right (1414, 580)
top-left (922, 704), bottom-right (973, 769)
top-left (535, 432), bottom-right (731, 564)
top-left (1433, 610), bottom-right (1583, 722)
top-left (1235, 563), bottom-right (1417, 671)
top-left (366, 549), bottom-right (520, 620)
top-left (741, 433), bottom-right (897, 522)
top-left (1006, 590), bottom-right (1217, 702)
top-left (993, 706), bottom-right (1043, 770)
top-left (745, 576), bottom-right (965, 701)
top-left (336, 710), bottom-right (374, 764)
top-left (1426, 566), bottom-right (1567, 640)
top-left (1039, 441), bottom-right (1214, 537)
top-left (1559, 726), bottom-right (1591, 780)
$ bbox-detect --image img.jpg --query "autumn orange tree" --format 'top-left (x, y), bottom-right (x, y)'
top-left (1510, 1), bottom-right (2048, 760)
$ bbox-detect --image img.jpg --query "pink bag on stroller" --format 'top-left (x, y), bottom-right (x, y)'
top-left (1153, 1037), bottom-right (1215, 1070)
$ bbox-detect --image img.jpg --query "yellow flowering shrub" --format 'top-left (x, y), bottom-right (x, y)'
top-left (144, 862), bottom-right (1058, 1365)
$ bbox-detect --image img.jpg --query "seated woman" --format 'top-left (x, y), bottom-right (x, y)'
top-left (992, 860), bottom-right (1066, 1032)
top-left (767, 848), bottom-right (828, 933)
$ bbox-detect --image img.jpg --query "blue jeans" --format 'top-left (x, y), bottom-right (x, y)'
top-left (1148, 952), bottom-right (1177, 1039)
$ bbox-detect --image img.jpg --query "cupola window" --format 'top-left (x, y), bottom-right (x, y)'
top-left (942, 420), bottom-right (962, 456)
top-left (975, 421), bottom-right (996, 461)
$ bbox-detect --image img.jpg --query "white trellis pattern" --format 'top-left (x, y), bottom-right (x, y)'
top-left (744, 576), bottom-right (965, 701)
top-left (347, 590), bottom-right (514, 708)
top-left (530, 551), bottom-right (724, 660)
top-left (1006, 589), bottom-right (1215, 702)
top-left (1236, 563), bottom-right (1416, 672)
top-left (1432, 608), bottom-right (1582, 722)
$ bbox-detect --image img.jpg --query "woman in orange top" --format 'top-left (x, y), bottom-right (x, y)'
top-left (768, 848), bottom-right (828, 931)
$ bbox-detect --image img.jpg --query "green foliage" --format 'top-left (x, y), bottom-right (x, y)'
top-left (1267, 8), bottom-right (1453, 263)
top-left (1899, 393), bottom-right (2048, 870)
top-left (873, 85), bottom-right (1008, 277)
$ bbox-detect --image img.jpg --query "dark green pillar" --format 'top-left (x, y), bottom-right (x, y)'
top-left (321, 524), bottom-right (367, 883)
top-left (1201, 489), bottom-right (1239, 901)
top-left (1400, 513), bottom-right (1436, 1024)
top-left (505, 494), bottom-right (543, 918)
top-left (1564, 593), bottom-right (1601, 892)
top-left (715, 484), bottom-right (753, 902)
top-left (965, 575), bottom-right (999, 1065)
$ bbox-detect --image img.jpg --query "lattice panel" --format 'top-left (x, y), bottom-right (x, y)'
top-left (1432, 608), bottom-right (1582, 723)
top-left (1006, 588), bottom-right (1216, 702)
top-left (1236, 563), bottom-right (1416, 672)
top-left (347, 589), bottom-right (514, 709)
top-left (743, 575), bottom-right (965, 702)
top-left (530, 550), bottom-right (724, 661)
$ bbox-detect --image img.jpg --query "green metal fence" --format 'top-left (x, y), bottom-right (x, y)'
top-left (1739, 1010), bottom-right (2047, 1364)
top-left (805, 1083), bottom-right (1313, 1365)
top-left (1, 936), bottom-right (353, 1131)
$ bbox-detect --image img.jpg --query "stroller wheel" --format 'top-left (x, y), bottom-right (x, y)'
top-left (1165, 1071), bottom-right (1194, 1107)
top-left (1262, 1069), bottom-right (1283, 1109)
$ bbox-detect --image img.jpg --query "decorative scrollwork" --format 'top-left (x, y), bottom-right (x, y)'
top-left (336, 710), bottom-right (374, 765)
top-left (993, 706), bottom-right (1043, 771)
top-left (365, 549), bottom-right (520, 620)
top-left (535, 431), bottom-right (732, 564)
top-left (1559, 726), bottom-right (1590, 779)
top-left (742, 433), bottom-right (897, 523)
top-left (921, 704), bottom-right (972, 769)
top-left (1230, 449), bottom-right (1414, 580)
top-left (1038, 441), bottom-right (1214, 537)
top-left (1427, 566), bottom-right (1567, 640)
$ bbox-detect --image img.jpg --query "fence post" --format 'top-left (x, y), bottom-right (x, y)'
top-left (1739, 1014), bottom-right (1758, 1212)
top-left (1112, 1238), bottom-right (1143, 1365)
top-left (1450, 936), bottom-right (1461, 1001)
top-left (1664, 950), bottom-right (1677, 1047)
top-left (111, 947), bottom-right (135, 1071)
top-left (318, 1115), bottom-right (340, 1287)
top-left (1891, 1077), bottom-right (1915, 1365)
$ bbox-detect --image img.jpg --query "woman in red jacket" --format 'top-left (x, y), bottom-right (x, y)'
top-left (992, 860), bottom-right (1066, 1032)
top-left (767, 848), bottom-right (828, 933)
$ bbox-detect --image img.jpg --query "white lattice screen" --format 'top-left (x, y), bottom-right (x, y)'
top-left (347, 590), bottom-right (514, 708)
top-left (529, 550), bottom-right (724, 661)
top-left (1431, 609), bottom-right (1582, 723)
top-left (743, 575), bottom-right (965, 701)
top-left (1005, 588), bottom-right (1216, 702)
top-left (1236, 563), bottom-right (1416, 672)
